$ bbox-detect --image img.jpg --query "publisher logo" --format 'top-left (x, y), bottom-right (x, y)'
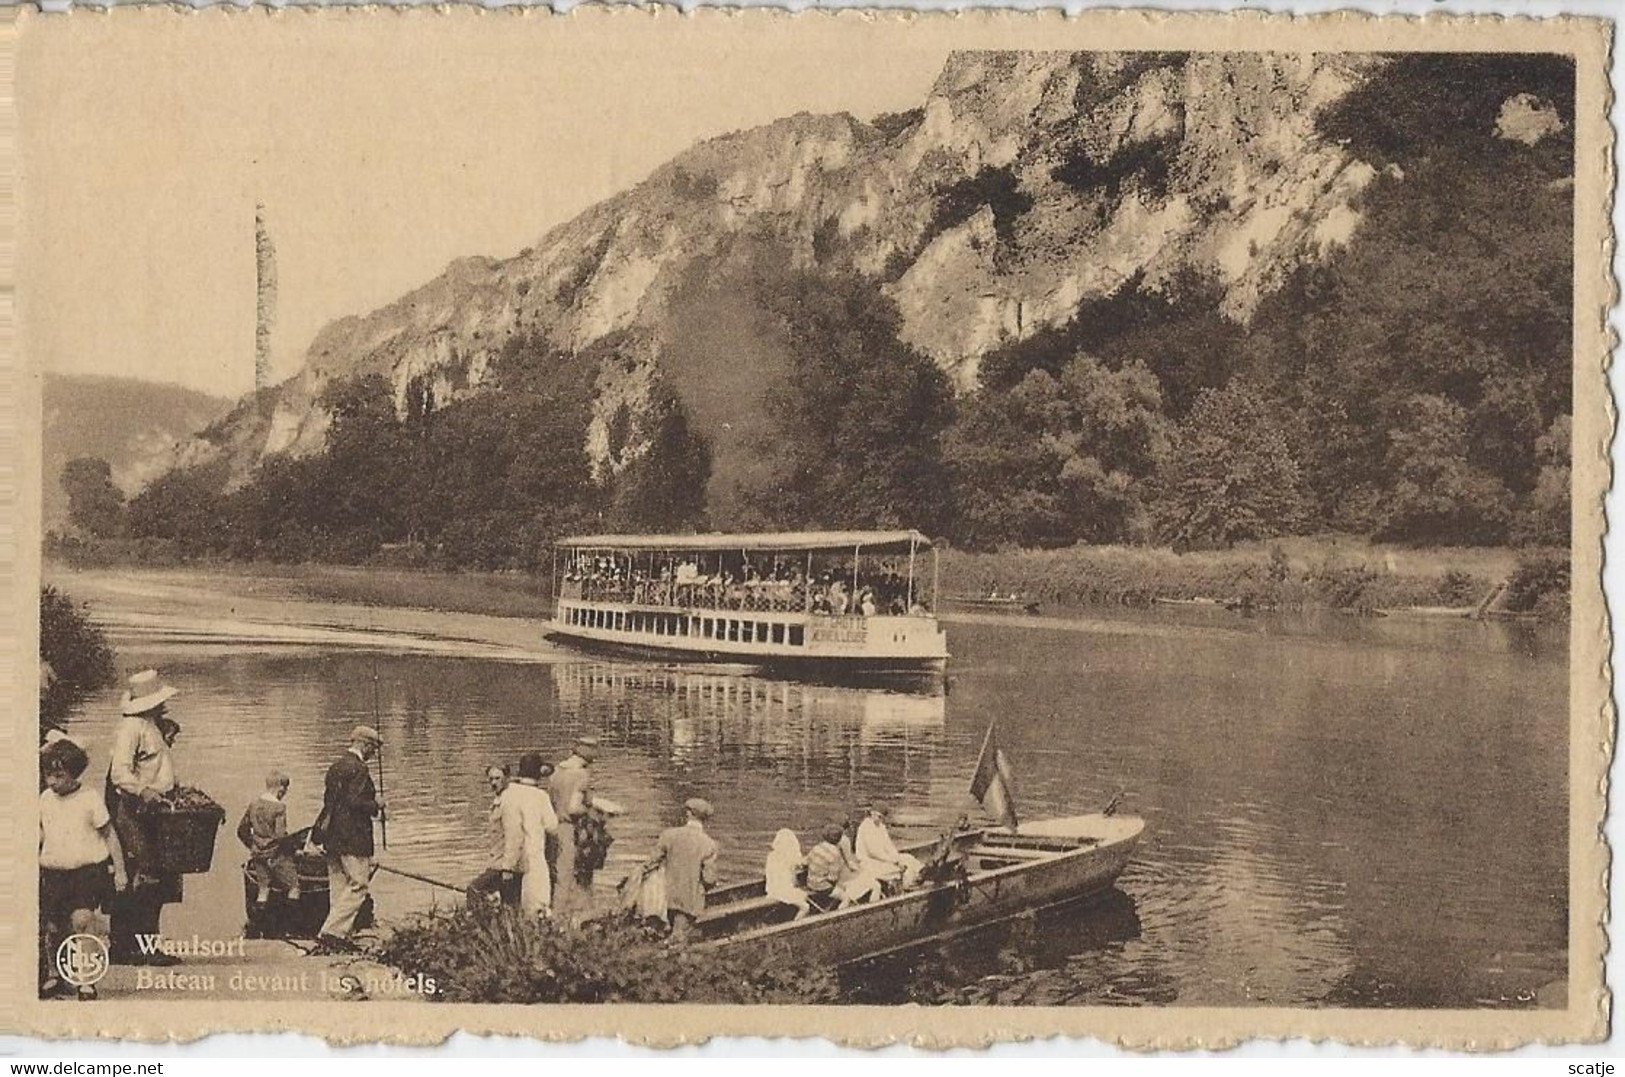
top-left (56, 934), bottom-right (110, 988)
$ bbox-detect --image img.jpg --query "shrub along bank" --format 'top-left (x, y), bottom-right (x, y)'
top-left (377, 905), bottom-right (837, 1004)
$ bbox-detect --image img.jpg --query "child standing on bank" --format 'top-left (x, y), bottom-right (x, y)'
top-left (238, 769), bottom-right (302, 912)
top-left (39, 739), bottom-right (127, 1000)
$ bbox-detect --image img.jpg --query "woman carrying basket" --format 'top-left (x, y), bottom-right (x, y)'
top-left (105, 670), bottom-right (184, 967)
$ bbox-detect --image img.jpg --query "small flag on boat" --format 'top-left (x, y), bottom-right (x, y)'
top-left (970, 722), bottom-right (1019, 832)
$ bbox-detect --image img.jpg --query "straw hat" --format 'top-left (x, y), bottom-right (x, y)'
top-left (120, 670), bottom-right (178, 717)
top-left (351, 725), bottom-right (384, 747)
top-left (684, 797), bottom-right (714, 821)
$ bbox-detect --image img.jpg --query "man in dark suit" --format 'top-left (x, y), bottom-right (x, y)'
top-left (310, 725), bottom-right (384, 954)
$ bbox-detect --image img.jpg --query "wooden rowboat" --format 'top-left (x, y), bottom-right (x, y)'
top-left (695, 813), bottom-right (1144, 967)
top-left (948, 594), bottom-right (1042, 615)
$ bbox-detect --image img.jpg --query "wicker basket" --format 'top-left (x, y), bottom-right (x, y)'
top-left (153, 799), bottom-right (226, 875)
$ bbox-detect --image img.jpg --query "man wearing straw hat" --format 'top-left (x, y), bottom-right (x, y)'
top-left (309, 725), bottom-right (385, 955)
top-left (105, 669), bottom-right (183, 966)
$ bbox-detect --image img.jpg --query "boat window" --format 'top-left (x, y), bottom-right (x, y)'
top-left (727, 619), bottom-right (738, 642)
top-left (788, 624), bottom-right (804, 647)
top-left (771, 622), bottom-right (785, 644)
top-left (703, 617), bottom-right (714, 638)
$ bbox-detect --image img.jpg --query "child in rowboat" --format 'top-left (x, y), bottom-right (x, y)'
top-left (764, 829), bottom-right (810, 920)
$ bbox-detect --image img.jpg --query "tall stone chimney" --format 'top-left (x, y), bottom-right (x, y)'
top-left (254, 204), bottom-right (278, 397)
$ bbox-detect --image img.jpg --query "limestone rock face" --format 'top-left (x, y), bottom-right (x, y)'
top-left (173, 51), bottom-right (1400, 485)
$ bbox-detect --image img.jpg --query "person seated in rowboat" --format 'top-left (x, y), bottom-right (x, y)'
top-left (803, 823), bottom-right (880, 911)
top-left (856, 804), bottom-right (922, 892)
top-left (763, 829), bottom-right (810, 920)
top-left (838, 814), bottom-right (885, 898)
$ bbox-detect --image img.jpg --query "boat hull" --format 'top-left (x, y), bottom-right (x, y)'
top-left (702, 814), bottom-right (1144, 967)
top-left (544, 628), bottom-right (947, 678)
top-left (548, 599), bottom-right (949, 678)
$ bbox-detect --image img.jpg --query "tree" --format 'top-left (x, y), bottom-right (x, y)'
top-left (125, 460), bottom-right (233, 555)
top-left (740, 272), bottom-right (955, 533)
top-left (945, 355), bottom-right (1167, 549)
top-left (316, 374), bottom-right (413, 553)
top-left (39, 586), bottom-right (116, 738)
top-left (606, 395), bottom-right (712, 533)
top-left (1377, 394), bottom-right (1513, 545)
top-left (61, 456), bottom-right (126, 538)
top-left (1155, 383), bottom-right (1309, 549)
top-left (1512, 413), bottom-right (1570, 548)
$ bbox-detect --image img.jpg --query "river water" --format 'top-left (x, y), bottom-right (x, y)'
top-left (50, 569), bottom-right (1568, 1008)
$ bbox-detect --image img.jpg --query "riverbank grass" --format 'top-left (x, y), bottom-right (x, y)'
top-left (941, 537), bottom-right (1565, 616)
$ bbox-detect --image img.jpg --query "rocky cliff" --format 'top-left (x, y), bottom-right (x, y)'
top-left (177, 50), bottom-right (1395, 486)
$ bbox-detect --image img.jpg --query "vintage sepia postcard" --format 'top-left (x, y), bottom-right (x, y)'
top-left (2, 4), bottom-right (1612, 1050)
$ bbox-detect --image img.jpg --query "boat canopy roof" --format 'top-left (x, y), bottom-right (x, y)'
top-left (557, 530), bottom-right (934, 554)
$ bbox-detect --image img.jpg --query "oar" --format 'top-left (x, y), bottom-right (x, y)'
top-left (374, 862), bottom-right (467, 894)
top-left (370, 655), bottom-right (388, 850)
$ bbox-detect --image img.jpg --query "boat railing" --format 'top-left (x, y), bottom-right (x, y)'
top-left (560, 577), bottom-right (932, 617)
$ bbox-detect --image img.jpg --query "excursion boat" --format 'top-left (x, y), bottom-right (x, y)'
top-left (548, 531), bottom-right (950, 676)
top-left (697, 813), bottom-right (1144, 967)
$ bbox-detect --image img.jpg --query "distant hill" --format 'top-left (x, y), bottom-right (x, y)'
top-left (43, 373), bottom-right (232, 533)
